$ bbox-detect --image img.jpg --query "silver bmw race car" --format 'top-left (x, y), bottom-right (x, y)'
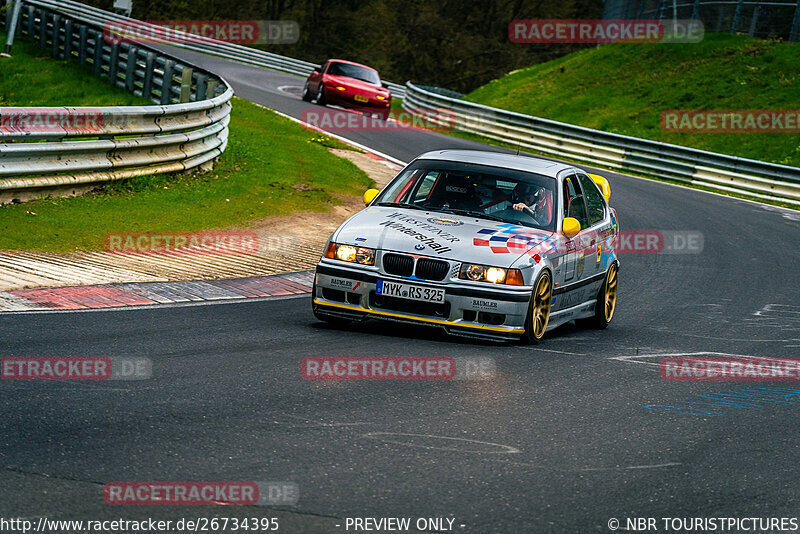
top-left (312, 149), bottom-right (619, 343)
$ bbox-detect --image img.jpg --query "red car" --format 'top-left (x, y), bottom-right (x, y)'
top-left (302, 59), bottom-right (392, 120)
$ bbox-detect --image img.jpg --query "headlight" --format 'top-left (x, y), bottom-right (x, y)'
top-left (485, 267), bottom-right (506, 284)
top-left (324, 242), bottom-right (375, 265)
top-left (376, 95), bottom-right (386, 100)
top-left (459, 264), bottom-right (524, 285)
top-left (335, 86), bottom-right (347, 91)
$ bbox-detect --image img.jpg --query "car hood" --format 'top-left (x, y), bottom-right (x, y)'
top-left (326, 74), bottom-right (385, 94)
top-left (332, 206), bottom-right (557, 267)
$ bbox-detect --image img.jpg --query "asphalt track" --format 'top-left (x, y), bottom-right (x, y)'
top-left (2, 47), bottom-right (800, 533)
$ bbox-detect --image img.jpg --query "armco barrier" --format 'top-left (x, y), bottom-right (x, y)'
top-left (402, 83), bottom-right (800, 207)
top-left (18, 0), bottom-right (406, 98)
top-left (0, 0), bottom-right (233, 203)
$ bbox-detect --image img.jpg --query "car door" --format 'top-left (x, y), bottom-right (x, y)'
top-left (554, 172), bottom-right (590, 311)
top-left (576, 172), bottom-right (609, 280)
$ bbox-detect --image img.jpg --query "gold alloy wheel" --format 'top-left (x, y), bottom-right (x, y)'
top-left (604, 263), bottom-right (618, 322)
top-left (531, 273), bottom-right (552, 339)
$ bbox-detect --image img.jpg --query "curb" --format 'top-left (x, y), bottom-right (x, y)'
top-left (0, 270), bottom-right (314, 313)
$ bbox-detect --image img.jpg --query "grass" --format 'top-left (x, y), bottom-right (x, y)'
top-left (0, 30), bottom-right (149, 107)
top-left (464, 34), bottom-right (800, 167)
top-left (0, 32), bottom-right (373, 252)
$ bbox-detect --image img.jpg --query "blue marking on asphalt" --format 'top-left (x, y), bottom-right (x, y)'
top-left (644, 387), bottom-right (800, 416)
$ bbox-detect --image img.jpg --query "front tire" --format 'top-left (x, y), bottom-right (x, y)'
top-left (315, 83), bottom-right (327, 106)
top-left (521, 271), bottom-right (552, 344)
top-left (301, 81), bottom-right (313, 102)
top-left (577, 262), bottom-right (618, 329)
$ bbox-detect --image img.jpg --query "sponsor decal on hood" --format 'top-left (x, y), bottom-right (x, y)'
top-left (332, 207), bottom-right (556, 265)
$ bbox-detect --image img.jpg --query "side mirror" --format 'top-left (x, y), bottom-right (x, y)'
top-left (562, 217), bottom-right (581, 238)
top-left (363, 188), bottom-right (380, 206)
top-left (588, 173), bottom-right (611, 203)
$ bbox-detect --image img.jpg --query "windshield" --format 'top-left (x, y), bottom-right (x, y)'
top-left (375, 160), bottom-right (557, 231)
top-left (326, 62), bottom-right (381, 85)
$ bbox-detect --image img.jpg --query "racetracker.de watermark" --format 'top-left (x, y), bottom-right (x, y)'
top-left (103, 481), bottom-right (298, 505)
top-left (661, 109), bottom-right (800, 133)
top-left (0, 108), bottom-right (103, 135)
top-left (509, 19), bottom-right (703, 43)
top-left (615, 230), bottom-right (703, 255)
top-left (519, 230), bottom-right (703, 258)
top-left (1, 357), bottom-right (151, 380)
top-left (301, 108), bottom-right (456, 133)
top-left (103, 20), bottom-right (299, 45)
top-left (661, 357), bottom-right (800, 381)
top-left (104, 232), bottom-right (259, 255)
top-left (301, 356), bottom-right (495, 380)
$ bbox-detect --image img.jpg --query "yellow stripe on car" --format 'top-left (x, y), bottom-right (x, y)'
top-left (313, 300), bottom-right (525, 333)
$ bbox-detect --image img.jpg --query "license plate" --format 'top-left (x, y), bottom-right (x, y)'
top-left (376, 280), bottom-right (445, 303)
top-left (354, 94), bottom-right (369, 103)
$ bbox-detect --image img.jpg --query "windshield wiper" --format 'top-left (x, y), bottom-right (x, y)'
top-left (376, 202), bottom-right (426, 210)
top-left (473, 212), bottom-right (509, 223)
top-left (436, 208), bottom-right (507, 223)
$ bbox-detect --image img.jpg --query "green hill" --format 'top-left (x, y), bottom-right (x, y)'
top-left (464, 34), bottom-right (800, 167)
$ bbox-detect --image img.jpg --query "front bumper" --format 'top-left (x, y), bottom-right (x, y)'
top-left (313, 261), bottom-right (532, 341)
top-left (325, 90), bottom-right (389, 110)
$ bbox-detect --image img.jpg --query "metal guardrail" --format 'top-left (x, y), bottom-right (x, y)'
top-left (403, 83), bottom-right (800, 207)
top-left (20, 0), bottom-right (407, 98)
top-left (0, 0), bottom-right (233, 203)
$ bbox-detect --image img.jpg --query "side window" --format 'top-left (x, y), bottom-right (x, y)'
top-left (377, 168), bottom-right (419, 203)
top-left (563, 175), bottom-right (589, 228)
top-left (577, 174), bottom-right (606, 226)
top-left (320, 60), bottom-right (329, 73)
top-left (412, 171), bottom-right (439, 202)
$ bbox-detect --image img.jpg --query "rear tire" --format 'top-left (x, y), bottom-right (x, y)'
top-left (577, 262), bottom-right (618, 330)
top-left (521, 271), bottom-right (552, 344)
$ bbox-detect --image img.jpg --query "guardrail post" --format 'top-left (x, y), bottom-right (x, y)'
top-left (50, 13), bottom-right (59, 57)
top-left (142, 51), bottom-right (155, 100)
top-left (92, 29), bottom-right (103, 75)
top-left (160, 59), bottom-right (175, 104)
top-left (206, 79), bottom-right (218, 99)
top-left (2, 0), bottom-right (22, 56)
top-left (25, 5), bottom-right (33, 38)
top-left (63, 18), bottom-right (72, 59)
top-left (731, 0), bottom-right (743, 33)
top-left (179, 66), bottom-right (193, 103)
top-left (125, 45), bottom-right (137, 92)
top-left (715, 5), bottom-right (726, 32)
top-left (749, 3), bottom-right (760, 37)
top-left (108, 42), bottom-right (119, 85)
top-left (78, 24), bottom-right (87, 64)
top-left (790, 1), bottom-right (800, 41)
top-left (195, 73), bottom-right (208, 102)
top-left (690, 0), bottom-right (701, 21)
top-left (38, 9), bottom-right (47, 49)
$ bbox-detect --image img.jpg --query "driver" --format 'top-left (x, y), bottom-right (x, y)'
top-left (511, 183), bottom-right (548, 220)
